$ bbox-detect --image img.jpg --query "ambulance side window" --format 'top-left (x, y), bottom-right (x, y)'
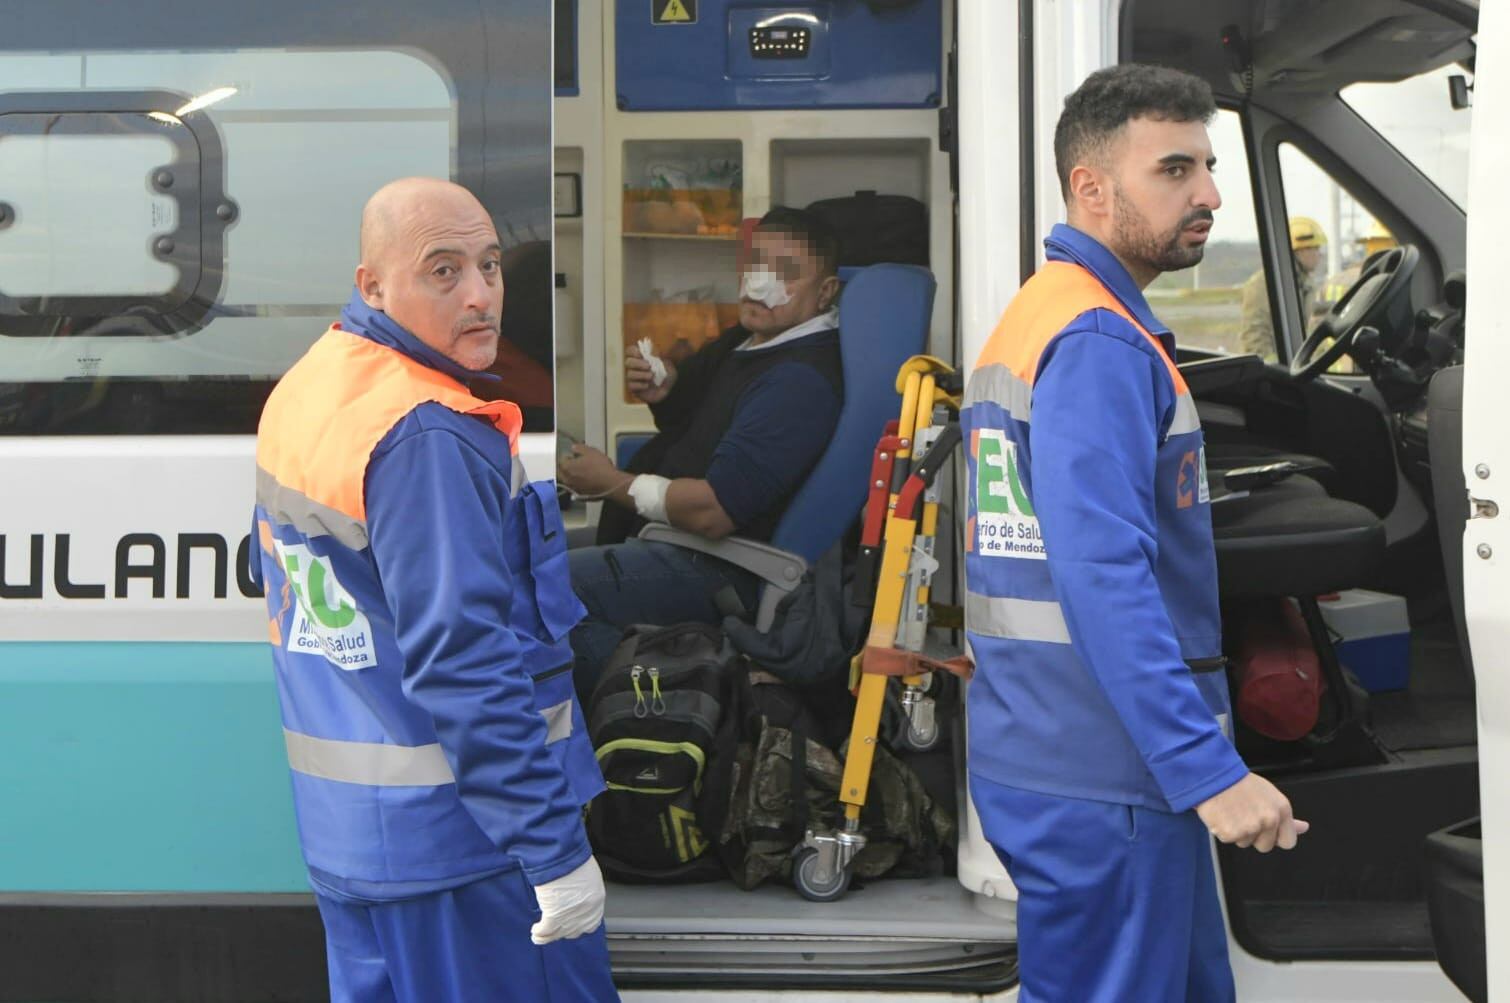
top-left (1145, 110), bottom-right (1270, 360)
top-left (0, 0), bottom-right (553, 437)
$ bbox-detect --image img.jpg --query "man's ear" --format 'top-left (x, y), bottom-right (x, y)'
top-left (1068, 164), bottom-right (1110, 220)
top-left (355, 264), bottom-right (384, 310)
top-left (818, 275), bottom-right (841, 312)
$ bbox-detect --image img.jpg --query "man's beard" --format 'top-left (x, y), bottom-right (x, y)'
top-left (1111, 186), bottom-right (1211, 275)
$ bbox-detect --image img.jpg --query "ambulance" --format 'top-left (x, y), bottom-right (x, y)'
top-left (0, 1), bottom-right (1501, 1000)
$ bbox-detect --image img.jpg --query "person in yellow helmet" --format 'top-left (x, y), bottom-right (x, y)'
top-left (1239, 216), bottom-right (1327, 360)
top-left (1320, 220), bottom-right (1398, 308)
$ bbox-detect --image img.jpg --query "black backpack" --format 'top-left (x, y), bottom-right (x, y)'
top-left (584, 623), bottom-right (742, 882)
top-left (804, 190), bottom-right (929, 269)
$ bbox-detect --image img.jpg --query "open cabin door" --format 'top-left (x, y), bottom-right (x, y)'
top-left (1460, 1), bottom-right (1509, 999)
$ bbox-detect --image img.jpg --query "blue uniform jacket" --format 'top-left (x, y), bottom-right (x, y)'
top-left (252, 294), bottom-right (603, 902)
top-left (961, 225), bottom-right (1248, 813)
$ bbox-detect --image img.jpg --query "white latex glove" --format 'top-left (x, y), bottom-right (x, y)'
top-left (636, 338), bottom-right (668, 387)
top-left (529, 855), bottom-right (606, 945)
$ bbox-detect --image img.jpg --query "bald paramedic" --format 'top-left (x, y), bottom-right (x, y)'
top-left (962, 66), bottom-right (1308, 1002)
top-left (251, 178), bottom-right (618, 1002)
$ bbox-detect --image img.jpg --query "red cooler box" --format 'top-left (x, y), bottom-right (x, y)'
top-left (1319, 590), bottom-right (1411, 692)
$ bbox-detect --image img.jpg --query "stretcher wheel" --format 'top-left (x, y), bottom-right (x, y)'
top-left (792, 847), bottom-right (851, 902)
top-left (904, 720), bottom-right (941, 751)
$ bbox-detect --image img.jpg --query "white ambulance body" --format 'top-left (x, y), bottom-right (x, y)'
top-left (0, 1), bottom-right (1500, 1000)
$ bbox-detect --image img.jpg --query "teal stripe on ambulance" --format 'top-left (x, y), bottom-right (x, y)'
top-left (0, 642), bottom-right (306, 893)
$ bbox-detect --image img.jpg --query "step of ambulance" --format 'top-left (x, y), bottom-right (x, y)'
top-left (604, 877), bottom-right (1017, 990)
top-left (1220, 745), bottom-right (1479, 960)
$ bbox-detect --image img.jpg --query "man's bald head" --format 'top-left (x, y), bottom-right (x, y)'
top-left (360, 177), bottom-right (489, 269)
top-left (354, 177), bottom-right (505, 371)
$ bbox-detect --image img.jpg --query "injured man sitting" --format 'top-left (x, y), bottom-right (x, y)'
top-left (556, 206), bottom-right (845, 704)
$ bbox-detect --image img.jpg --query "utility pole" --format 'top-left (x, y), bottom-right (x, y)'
top-left (1328, 180), bottom-right (1343, 277)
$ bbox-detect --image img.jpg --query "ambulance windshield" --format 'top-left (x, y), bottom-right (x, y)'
top-left (1343, 61), bottom-right (1473, 209)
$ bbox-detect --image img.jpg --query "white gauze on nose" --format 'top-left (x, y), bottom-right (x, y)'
top-left (740, 266), bottom-right (792, 309)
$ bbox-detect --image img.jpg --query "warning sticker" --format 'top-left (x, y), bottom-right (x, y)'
top-left (653, 0), bottom-right (697, 24)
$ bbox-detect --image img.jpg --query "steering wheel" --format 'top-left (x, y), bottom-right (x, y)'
top-left (1289, 244), bottom-right (1420, 381)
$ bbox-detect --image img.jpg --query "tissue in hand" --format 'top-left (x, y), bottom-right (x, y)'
top-left (636, 338), bottom-right (668, 387)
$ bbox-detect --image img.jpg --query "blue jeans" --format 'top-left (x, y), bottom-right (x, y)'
top-left (568, 539), bottom-right (761, 705)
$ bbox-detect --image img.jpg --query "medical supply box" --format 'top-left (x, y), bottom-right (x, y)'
top-left (1318, 589), bottom-right (1411, 693)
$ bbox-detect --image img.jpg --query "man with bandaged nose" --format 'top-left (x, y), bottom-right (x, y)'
top-left (557, 207), bottom-right (844, 704)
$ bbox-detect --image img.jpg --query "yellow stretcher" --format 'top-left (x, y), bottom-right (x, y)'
top-left (792, 356), bottom-right (974, 902)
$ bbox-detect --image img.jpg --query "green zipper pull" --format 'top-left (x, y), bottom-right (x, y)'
top-left (649, 667), bottom-right (666, 715)
top-left (631, 666), bottom-right (648, 718)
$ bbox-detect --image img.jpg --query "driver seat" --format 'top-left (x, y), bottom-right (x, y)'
top-left (1204, 442), bottom-right (1340, 495)
top-left (1210, 474), bottom-right (1383, 600)
top-left (1209, 455), bottom-right (1388, 763)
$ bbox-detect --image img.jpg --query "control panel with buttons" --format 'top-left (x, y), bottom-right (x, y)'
top-left (616, 0), bottom-right (941, 110)
top-left (749, 25), bottom-right (812, 59)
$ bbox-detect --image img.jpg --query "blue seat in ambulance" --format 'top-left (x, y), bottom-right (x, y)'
top-left (640, 262), bottom-right (937, 627)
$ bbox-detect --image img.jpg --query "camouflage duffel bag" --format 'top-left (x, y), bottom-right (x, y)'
top-left (716, 671), bottom-right (955, 891)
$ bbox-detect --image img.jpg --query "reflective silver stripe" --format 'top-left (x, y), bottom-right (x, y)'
top-left (542, 699), bottom-right (573, 744)
top-left (965, 592), bottom-right (1071, 645)
top-left (284, 729), bottom-right (455, 786)
top-left (256, 466), bottom-right (369, 551)
top-left (963, 362), bottom-right (1033, 423)
top-left (510, 460), bottom-right (528, 497)
top-left (1167, 394), bottom-right (1202, 437)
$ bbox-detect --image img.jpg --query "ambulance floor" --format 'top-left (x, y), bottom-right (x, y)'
top-left (603, 875), bottom-right (1018, 989)
top-left (1368, 625), bottom-right (1476, 753)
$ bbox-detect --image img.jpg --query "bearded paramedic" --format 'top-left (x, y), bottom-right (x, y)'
top-left (961, 65), bottom-right (1309, 1002)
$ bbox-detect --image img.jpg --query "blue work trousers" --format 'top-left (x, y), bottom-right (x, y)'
top-left (314, 868), bottom-right (620, 1003)
top-left (567, 539), bottom-right (760, 705)
top-left (971, 774), bottom-right (1236, 1003)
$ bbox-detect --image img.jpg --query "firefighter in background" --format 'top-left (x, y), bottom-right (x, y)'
top-left (1318, 219), bottom-right (1399, 311)
top-left (962, 65), bottom-right (1308, 1002)
top-left (1239, 216), bottom-right (1328, 360)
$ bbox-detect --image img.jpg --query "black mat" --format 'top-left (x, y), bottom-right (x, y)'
top-left (1368, 627), bottom-right (1477, 752)
top-left (1243, 900), bottom-right (1435, 958)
